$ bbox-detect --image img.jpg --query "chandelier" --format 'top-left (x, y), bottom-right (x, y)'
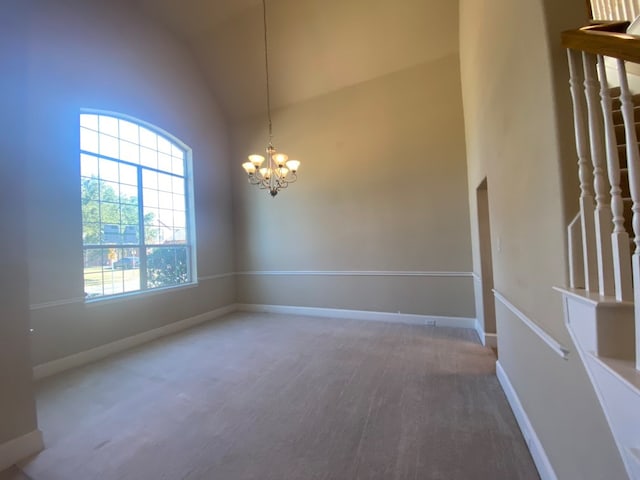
top-left (241, 0), bottom-right (300, 197)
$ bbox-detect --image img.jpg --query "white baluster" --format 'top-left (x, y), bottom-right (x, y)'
top-left (598, 55), bottom-right (633, 301)
top-left (568, 49), bottom-right (599, 292)
top-left (569, 213), bottom-right (585, 289)
top-left (584, 52), bottom-right (615, 296)
top-left (618, 61), bottom-right (640, 254)
top-left (621, 0), bottom-right (629, 19)
top-left (594, 0), bottom-right (603, 19)
top-left (616, 58), bottom-right (640, 370)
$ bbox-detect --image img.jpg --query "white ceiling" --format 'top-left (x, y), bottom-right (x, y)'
top-left (133, 0), bottom-right (459, 120)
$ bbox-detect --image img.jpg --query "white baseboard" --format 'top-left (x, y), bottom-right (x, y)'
top-left (33, 304), bottom-right (237, 380)
top-left (496, 361), bottom-right (557, 480)
top-left (484, 333), bottom-right (497, 348)
top-left (237, 303), bottom-right (476, 329)
top-left (474, 319), bottom-right (498, 348)
top-left (32, 303), bottom-right (474, 380)
top-left (0, 429), bottom-right (43, 472)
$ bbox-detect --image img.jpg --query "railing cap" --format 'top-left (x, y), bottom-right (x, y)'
top-left (562, 22), bottom-right (640, 64)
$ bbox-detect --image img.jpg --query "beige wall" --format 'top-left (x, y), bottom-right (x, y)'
top-left (0, 1), bottom-right (39, 448)
top-left (25, 0), bottom-right (235, 365)
top-left (232, 54), bottom-right (474, 317)
top-left (459, 0), bottom-right (626, 477)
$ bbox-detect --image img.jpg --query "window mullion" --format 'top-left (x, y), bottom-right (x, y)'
top-left (137, 165), bottom-right (147, 290)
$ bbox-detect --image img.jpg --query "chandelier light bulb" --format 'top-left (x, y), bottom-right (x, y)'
top-left (242, 162), bottom-right (257, 174)
top-left (273, 153), bottom-right (288, 166)
top-left (248, 154), bottom-right (265, 167)
top-left (259, 167), bottom-right (271, 179)
top-left (285, 160), bottom-right (300, 172)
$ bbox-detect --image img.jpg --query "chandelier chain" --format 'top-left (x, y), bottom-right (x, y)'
top-left (262, 0), bottom-right (273, 144)
top-left (241, 0), bottom-right (300, 197)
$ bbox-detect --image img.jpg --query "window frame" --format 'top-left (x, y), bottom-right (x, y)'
top-left (79, 109), bottom-right (198, 302)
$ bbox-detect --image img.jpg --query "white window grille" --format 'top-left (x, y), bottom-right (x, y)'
top-left (80, 112), bottom-right (196, 299)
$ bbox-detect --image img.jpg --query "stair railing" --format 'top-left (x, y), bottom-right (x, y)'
top-left (562, 22), bottom-right (640, 369)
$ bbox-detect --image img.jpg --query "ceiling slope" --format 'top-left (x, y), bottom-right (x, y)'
top-left (133, 0), bottom-right (459, 120)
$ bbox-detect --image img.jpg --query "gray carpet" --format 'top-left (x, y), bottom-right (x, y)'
top-left (20, 312), bottom-right (538, 479)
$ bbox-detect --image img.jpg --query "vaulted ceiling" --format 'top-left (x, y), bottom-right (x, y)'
top-left (133, 0), bottom-right (459, 121)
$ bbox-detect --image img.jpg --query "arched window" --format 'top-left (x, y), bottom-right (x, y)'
top-left (80, 112), bottom-right (196, 299)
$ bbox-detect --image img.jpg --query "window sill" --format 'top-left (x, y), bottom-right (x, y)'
top-left (84, 281), bottom-right (199, 308)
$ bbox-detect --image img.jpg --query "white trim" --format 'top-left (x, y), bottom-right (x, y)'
top-left (493, 290), bottom-right (570, 359)
top-left (237, 270), bottom-right (473, 278)
top-left (198, 273), bottom-right (235, 282)
top-left (30, 271), bottom-right (469, 310)
top-left (474, 318), bottom-right (497, 348)
top-left (29, 297), bottom-right (85, 311)
top-left (552, 286), bottom-right (634, 308)
top-left (0, 430), bottom-right (43, 472)
top-left (33, 304), bottom-right (237, 379)
top-left (472, 272), bottom-right (481, 281)
top-left (496, 361), bottom-right (558, 480)
top-left (237, 303), bottom-right (476, 329)
top-left (84, 282), bottom-right (199, 308)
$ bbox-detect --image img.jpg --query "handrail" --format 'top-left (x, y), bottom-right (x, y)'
top-left (561, 22), bottom-right (640, 64)
top-left (583, 21), bottom-right (630, 32)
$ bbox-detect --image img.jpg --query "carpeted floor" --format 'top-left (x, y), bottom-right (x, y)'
top-left (19, 312), bottom-right (538, 479)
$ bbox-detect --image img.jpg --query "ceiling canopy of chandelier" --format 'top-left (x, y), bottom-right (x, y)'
top-left (241, 0), bottom-right (300, 197)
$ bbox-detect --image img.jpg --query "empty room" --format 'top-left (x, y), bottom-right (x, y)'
top-left (2, 0), bottom-right (639, 479)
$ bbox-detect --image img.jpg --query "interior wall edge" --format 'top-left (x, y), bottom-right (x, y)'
top-left (474, 319), bottom-right (498, 348)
